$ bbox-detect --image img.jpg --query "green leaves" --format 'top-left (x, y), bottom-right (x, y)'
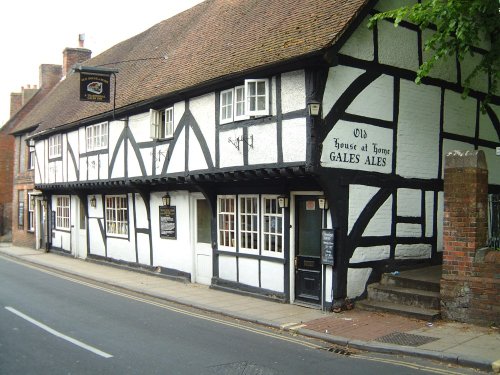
top-left (369, 0), bottom-right (499, 110)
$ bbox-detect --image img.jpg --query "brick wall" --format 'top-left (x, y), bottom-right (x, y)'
top-left (441, 150), bottom-right (499, 326)
top-left (12, 132), bottom-right (35, 248)
top-left (0, 131), bottom-right (14, 238)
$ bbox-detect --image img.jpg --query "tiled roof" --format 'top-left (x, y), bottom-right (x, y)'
top-left (15, 0), bottom-right (369, 136)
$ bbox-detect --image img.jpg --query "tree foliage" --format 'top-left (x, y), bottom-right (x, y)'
top-left (368, 0), bottom-right (499, 107)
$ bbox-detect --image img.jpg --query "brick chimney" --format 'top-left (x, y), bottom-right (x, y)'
top-left (63, 38), bottom-right (92, 76)
top-left (10, 93), bottom-right (22, 117)
top-left (39, 64), bottom-right (62, 91)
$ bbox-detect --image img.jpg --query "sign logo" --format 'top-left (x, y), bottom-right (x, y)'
top-left (80, 72), bottom-right (111, 102)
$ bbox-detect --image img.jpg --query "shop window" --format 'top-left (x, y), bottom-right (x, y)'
top-left (239, 195), bottom-right (259, 252)
top-left (262, 196), bottom-right (284, 254)
top-left (55, 196), bottom-right (70, 230)
top-left (105, 195), bottom-right (128, 237)
top-left (217, 194), bottom-right (284, 256)
top-left (217, 196), bottom-right (236, 249)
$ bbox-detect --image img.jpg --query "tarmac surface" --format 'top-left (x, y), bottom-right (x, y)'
top-left (1, 243), bottom-right (498, 373)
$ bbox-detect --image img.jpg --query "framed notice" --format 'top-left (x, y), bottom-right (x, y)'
top-left (159, 206), bottom-right (176, 239)
top-left (321, 229), bottom-right (335, 266)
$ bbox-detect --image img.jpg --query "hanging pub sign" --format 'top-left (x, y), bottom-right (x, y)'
top-left (159, 206), bottom-right (177, 239)
top-left (80, 72), bottom-right (111, 102)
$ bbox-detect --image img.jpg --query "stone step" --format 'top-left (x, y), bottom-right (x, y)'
top-left (367, 283), bottom-right (441, 310)
top-left (356, 300), bottom-right (441, 321)
top-left (381, 272), bottom-right (440, 293)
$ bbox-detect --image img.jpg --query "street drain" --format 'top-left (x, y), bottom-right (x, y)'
top-left (375, 332), bottom-right (439, 347)
top-left (321, 346), bottom-right (352, 356)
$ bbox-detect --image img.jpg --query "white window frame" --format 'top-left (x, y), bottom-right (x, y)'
top-left (55, 195), bottom-right (70, 230)
top-left (48, 134), bottom-right (61, 158)
top-left (261, 195), bottom-right (284, 257)
top-left (234, 85), bottom-right (249, 121)
top-left (150, 107), bottom-right (174, 139)
top-left (86, 122), bottom-right (108, 151)
top-left (220, 89), bottom-right (234, 124)
top-left (28, 148), bottom-right (35, 170)
top-left (217, 195), bottom-right (236, 250)
top-left (238, 195), bottom-right (259, 253)
top-left (28, 191), bottom-right (35, 232)
top-left (105, 195), bottom-right (128, 237)
top-left (245, 79), bottom-right (269, 117)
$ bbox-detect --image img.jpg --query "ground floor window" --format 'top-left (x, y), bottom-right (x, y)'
top-left (17, 190), bottom-right (24, 229)
top-left (28, 192), bottom-right (35, 231)
top-left (489, 194), bottom-right (499, 249)
top-left (217, 194), bottom-right (284, 256)
top-left (105, 195), bottom-right (128, 237)
top-left (55, 196), bottom-right (70, 230)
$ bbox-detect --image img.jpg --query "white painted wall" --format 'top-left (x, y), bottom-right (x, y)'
top-left (238, 258), bottom-right (259, 288)
top-left (260, 261), bottom-right (284, 293)
top-left (248, 123), bottom-right (277, 165)
top-left (282, 118), bottom-right (307, 163)
top-left (347, 268), bottom-right (372, 298)
top-left (281, 70), bottom-right (306, 114)
top-left (396, 80), bottom-right (441, 179)
top-left (351, 246), bottom-right (390, 264)
top-left (150, 191), bottom-right (192, 273)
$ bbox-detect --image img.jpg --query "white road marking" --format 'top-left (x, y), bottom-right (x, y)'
top-left (5, 306), bottom-right (113, 359)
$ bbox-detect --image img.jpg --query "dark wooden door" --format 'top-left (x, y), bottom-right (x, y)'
top-left (295, 196), bottom-right (322, 305)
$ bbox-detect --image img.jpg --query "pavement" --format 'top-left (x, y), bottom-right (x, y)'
top-left (1, 243), bottom-right (499, 373)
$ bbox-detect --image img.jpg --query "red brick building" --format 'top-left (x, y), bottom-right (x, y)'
top-left (7, 44), bottom-right (91, 248)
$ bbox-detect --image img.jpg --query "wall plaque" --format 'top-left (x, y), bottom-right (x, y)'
top-left (159, 206), bottom-right (176, 239)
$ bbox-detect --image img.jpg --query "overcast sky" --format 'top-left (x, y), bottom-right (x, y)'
top-left (0, 0), bottom-right (204, 127)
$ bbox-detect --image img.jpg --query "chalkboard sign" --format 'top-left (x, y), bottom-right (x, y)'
top-left (159, 206), bottom-right (176, 239)
top-left (321, 229), bottom-right (335, 265)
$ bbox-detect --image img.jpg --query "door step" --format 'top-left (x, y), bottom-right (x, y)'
top-left (356, 300), bottom-right (441, 321)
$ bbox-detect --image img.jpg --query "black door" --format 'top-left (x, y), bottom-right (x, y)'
top-left (295, 196), bottom-right (322, 305)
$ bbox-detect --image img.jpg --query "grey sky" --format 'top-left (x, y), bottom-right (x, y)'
top-left (0, 0), bottom-right (204, 127)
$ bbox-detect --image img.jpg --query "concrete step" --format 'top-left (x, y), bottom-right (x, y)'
top-left (356, 300), bottom-right (441, 321)
top-left (367, 283), bottom-right (441, 310)
top-left (381, 272), bottom-right (440, 293)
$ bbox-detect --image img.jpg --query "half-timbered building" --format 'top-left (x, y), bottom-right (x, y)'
top-left (13, 0), bottom-right (500, 310)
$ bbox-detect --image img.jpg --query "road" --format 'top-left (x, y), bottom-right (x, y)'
top-left (0, 256), bottom-right (478, 375)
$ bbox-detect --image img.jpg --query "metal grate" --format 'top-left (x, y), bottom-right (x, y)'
top-left (375, 332), bottom-right (439, 347)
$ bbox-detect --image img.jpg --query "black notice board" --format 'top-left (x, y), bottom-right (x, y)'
top-left (159, 206), bottom-right (176, 239)
top-left (321, 229), bottom-right (335, 265)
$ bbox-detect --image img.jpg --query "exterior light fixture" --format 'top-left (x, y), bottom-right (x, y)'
top-left (28, 139), bottom-right (35, 148)
top-left (90, 195), bottom-right (97, 208)
top-left (318, 196), bottom-right (328, 210)
top-left (278, 195), bottom-right (289, 209)
top-left (162, 193), bottom-right (171, 207)
top-left (308, 100), bottom-right (321, 117)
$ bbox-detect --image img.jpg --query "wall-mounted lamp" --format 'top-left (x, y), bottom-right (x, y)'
top-left (308, 100), bottom-right (321, 117)
top-left (318, 196), bottom-right (328, 210)
top-left (162, 192), bottom-right (171, 207)
top-left (90, 195), bottom-right (97, 208)
top-left (28, 139), bottom-right (35, 148)
top-left (278, 195), bottom-right (289, 209)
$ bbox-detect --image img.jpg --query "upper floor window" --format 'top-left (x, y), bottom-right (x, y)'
top-left (28, 148), bottom-right (35, 170)
top-left (48, 134), bottom-right (61, 158)
top-left (55, 195), bottom-right (70, 230)
top-left (219, 79), bottom-right (269, 124)
top-left (150, 107), bottom-right (174, 139)
top-left (86, 122), bottom-right (108, 151)
top-left (245, 79), bottom-right (269, 116)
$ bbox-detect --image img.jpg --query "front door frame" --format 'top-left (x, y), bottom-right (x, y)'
top-left (190, 192), bottom-right (213, 285)
top-left (289, 190), bottom-right (323, 307)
